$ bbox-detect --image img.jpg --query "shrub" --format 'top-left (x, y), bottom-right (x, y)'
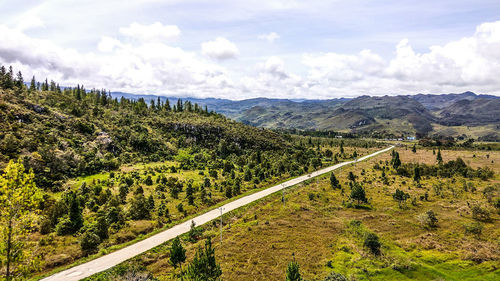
top-left (364, 232), bottom-right (381, 255)
top-left (55, 216), bottom-right (74, 236)
top-left (323, 272), bottom-right (348, 281)
top-left (80, 230), bottom-right (101, 253)
top-left (285, 260), bottom-right (302, 281)
top-left (471, 205), bottom-right (491, 222)
top-left (392, 189), bottom-right (410, 208)
top-left (464, 222), bottom-right (483, 238)
top-left (417, 210), bottom-right (438, 229)
top-left (128, 193), bottom-right (151, 220)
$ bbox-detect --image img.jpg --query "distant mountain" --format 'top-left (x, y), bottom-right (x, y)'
top-left (437, 98), bottom-right (500, 126)
top-left (413, 91), bottom-right (500, 110)
top-left (110, 91), bottom-right (500, 139)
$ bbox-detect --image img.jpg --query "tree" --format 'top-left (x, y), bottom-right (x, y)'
top-left (29, 76), bottom-right (36, 92)
top-left (339, 141), bottom-right (344, 155)
top-left (144, 175), bottom-right (153, 185)
top-left (128, 193), bottom-right (151, 220)
top-left (436, 149), bottom-right (443, 164)
top-left (80, 230), bottom-right (101, 254)
top-left (392, 189), bottom-right (410, 208)
top-left (187, 220), bottom-right (202, 242)
top-left (169, 236), bottom-right (186, 269)
top-left (68, 191), bottom-right (83, 233)
top-left (413, 166), bottom-right (421, 182)
top-left (411, 144), bottom-right (417, 153)
top-left (225, 186), bottom-right (232, 198)
top-left (15, 71), bottom-right (23, 89)
top-left (285, 259), bottom-right (302, 281)
top-left (349, 182), bottom-right (367, 205)
top-left (364, 232), bottom-right (381, 255)
top-left (184, 238), bottom-right (222, 281)
top-left (391, 151), bottom-right (401, 169)
top-left (147, 194), bottom-right (155, 210)
top-left (330, 172), bottom-right (340, 189)
top-left (186, 183), bottom-right (195, 205)
top-left (0, 160), bottom-right (41, 280)
top-left (347, 171), bottom-right (356, 182)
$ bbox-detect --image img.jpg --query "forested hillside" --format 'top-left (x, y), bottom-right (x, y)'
top-left (0, 65), bottom-right (383, 279)
top-left (0, 65), bottom-right (293, 190)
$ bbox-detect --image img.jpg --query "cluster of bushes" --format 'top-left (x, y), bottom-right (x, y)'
top-left (395, 157), bottom-right (494, 180)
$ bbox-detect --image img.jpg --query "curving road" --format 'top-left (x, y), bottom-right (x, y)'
top-left (41, 146), bottom-right (394, 281)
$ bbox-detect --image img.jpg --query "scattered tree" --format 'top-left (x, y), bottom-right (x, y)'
top-left (184, 238), bottom-right (222, 281)
top-left (0, 160), bottom-right (42, 280)
top-left (169, 236), bottom-right (186, 269)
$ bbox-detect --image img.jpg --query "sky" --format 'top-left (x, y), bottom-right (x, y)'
top-left (1, 0), bottom-right (500, 100)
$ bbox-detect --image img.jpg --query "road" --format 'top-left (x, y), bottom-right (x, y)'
top-left (41, 145), bottom-right (393, 281)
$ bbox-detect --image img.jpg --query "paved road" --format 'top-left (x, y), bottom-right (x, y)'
top-left (41, 146), bottom-right (394, 281)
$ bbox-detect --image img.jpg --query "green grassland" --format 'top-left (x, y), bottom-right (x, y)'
top-left (84, 147), bottom-right (500, 280)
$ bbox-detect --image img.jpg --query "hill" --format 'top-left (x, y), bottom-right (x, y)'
top-left (111, 91), bottom-right (500, 139)
top-left (437, 98), bottom-right (500, 126)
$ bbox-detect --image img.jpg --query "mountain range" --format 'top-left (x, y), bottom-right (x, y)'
top-left (111, 92), bottom-right (500, 140)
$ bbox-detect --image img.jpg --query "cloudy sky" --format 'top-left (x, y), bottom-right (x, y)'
top-left (1, 0), bottom-right (500, 99)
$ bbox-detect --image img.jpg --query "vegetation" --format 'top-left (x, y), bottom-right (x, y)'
top-left (0, 160), bottom-right (41, 280)
top-left (0, 65), bottom-right (383, 278)
top-left (91, 147), bottom-right (500, 280)
top-left (183, 238), bottom-right (221, 281)
top-left (285, 258), bottom-right (302, 281)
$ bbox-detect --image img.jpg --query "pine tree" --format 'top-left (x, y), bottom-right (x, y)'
top-left (330, 172), bottom-right (340, 189)
top-left (184, 238), bottom-right (222, 281)
top-left (392, 151), bottom-right (401, 169)
top-left (29, 76), bottom-right (36, 92)
top-left (436, 149), bottom-right (443, 164)
top-left (350, 182), bottom-right (367, 205)
top-left (147, 194), bottom-right (155, 210)
top-left (15, 71), bottom-right (23, 89)
top-left (413, 166), bottom-right (421, 182)
top-left (348, 171), bottom-right (356, 182)
top-left (169, 236), bottom-right (186, 269)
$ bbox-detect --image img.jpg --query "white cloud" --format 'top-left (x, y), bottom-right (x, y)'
top-left (300, 20), bottom-right (500, 97)
top-left (258, 32), bottom-right (280, 43)
top-left (1, 19), bottom-right (500, 100)
top-left (98, 36), bottom-right (123, 52)
top-left (0, 24), bottom-right (232, 97)
top-left (201, 37), bottom-right (239, 60)
top-left (119, 22), bottom-right (181, 42)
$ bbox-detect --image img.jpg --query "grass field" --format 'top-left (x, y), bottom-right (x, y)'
top-left (85, 147), bottom-right (500, 280)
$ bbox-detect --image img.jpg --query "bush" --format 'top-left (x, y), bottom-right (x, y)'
top-left (80, 230), bottom-right (101, 253)
top-left (323, 272), bottom-right (348, 281)
top-left (128, 194), bottom-right (151, 220)
top-left (55, 216), bottom-right (75, 236)
top-left (464, 222), bottom-right (483, 238)
top-left (417, 210), bottom-right (438, 229)
top-left (363, 232), bottom-right (381, 255)
top-left (471, 205), bottom-right (491, 222)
